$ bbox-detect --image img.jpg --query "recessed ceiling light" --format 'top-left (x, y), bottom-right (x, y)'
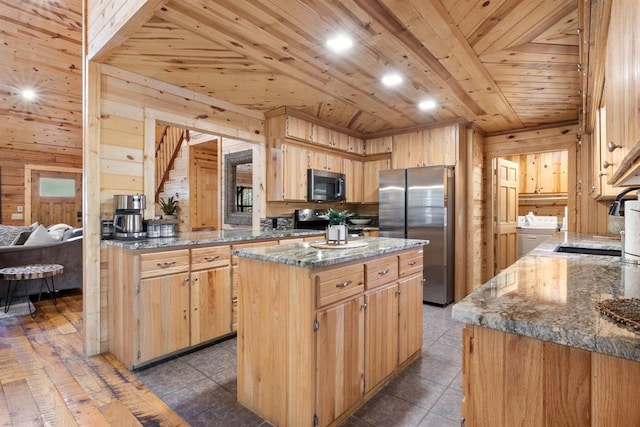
top-left (381, 73), bottom-right (403, 88)
top-left (418, 99), bottom-right (437, 111)
top-left (326, 34), bottom-right (353, 54)
top-left (21, 88), bottom-right (37, 101)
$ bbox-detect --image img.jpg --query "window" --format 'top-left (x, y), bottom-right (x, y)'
top-left (39, 177), bottom-right (75, 198)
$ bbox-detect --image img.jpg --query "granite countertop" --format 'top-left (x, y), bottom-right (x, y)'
top-left (452, 232), bottom-right (640, 362)
top-left (102, 229), bottom-right (326, 250)
top-left (232, 237), bottom-right (428, 268)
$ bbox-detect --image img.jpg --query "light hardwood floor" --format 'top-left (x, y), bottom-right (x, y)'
top-left (0, 291), bottom-right (186, 426)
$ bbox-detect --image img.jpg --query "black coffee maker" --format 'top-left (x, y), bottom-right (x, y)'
top-left (113, 194), bottom-right (147, 240)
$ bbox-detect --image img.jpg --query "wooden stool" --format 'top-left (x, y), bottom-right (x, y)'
top-left (0, 264), bottom-right (63, 315)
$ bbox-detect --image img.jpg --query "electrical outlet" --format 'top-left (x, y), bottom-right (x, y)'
top-left (11, 213), bottom-right (23, 220)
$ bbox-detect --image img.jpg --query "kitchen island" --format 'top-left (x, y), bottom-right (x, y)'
top-left (233, 237), bottom-right (428, 427)
top-left (452, 232), bottom-right (640, 426)
top-left (105, 228), bottom-right (327, 369)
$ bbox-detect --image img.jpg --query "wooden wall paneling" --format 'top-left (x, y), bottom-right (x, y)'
top-left (85, 61), bottom-right (103, 355)
top-left (454, 123), bottom-right (467, 302)
top-left (467, 126), bottom-right (484, 293)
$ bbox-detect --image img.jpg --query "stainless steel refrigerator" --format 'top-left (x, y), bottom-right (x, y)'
top-left (379, 166), bottom-right (455, 305)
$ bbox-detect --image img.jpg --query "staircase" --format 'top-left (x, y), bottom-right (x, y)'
top-left (155, 126), bottom-right (189, 202)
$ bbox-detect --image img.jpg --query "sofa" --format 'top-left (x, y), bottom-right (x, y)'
top-left (0, 224), bottom-right (83, 298)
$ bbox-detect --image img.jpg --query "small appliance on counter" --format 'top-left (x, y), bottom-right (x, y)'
top-left (101, 219), bottom-right (114, 240)
top-left (113, 194), bottom-right (147, 240)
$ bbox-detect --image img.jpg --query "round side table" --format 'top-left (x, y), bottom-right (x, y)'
top-left (0, 264), bottom-right (63, 315)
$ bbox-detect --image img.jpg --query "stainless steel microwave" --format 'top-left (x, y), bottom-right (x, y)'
top-left (307, 169), bottom-right (346, 202)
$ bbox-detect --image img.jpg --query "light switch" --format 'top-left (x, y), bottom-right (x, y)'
top-left (17, 206), bottom-right (23, 212)
top-left (11, 213), bottom-right (23, 220)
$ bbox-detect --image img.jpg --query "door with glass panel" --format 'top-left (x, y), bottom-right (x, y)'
top-left (31, 170), bottom-right (82, 226)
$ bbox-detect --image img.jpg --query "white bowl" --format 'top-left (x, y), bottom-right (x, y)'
top-left (350, 218), bottom-right (372, 225)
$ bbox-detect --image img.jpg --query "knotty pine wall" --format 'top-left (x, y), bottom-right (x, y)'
top-left (467, 126), bottom-right (485, 293)
top-left (91, 65), bottom-right (265, 352)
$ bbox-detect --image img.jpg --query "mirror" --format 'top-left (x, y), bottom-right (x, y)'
top-left (224, 149), bottom-right (253, 225)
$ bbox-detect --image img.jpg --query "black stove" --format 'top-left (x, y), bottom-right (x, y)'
top-left (293, 209), bottom-right (366, 236)
top-left (293, 209), bottom-right (329, 230)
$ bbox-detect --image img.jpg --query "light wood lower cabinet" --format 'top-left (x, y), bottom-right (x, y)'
top-left (316, 296), bottom-right (365, 425)
top-left (462, 325), bottom-right (640, 426)
top-left (108, 245), bottom-right (233, 369)
top-left (237, 248), bottom-right (424, 427)
top-left (137, 272), bottom-right (191, 364)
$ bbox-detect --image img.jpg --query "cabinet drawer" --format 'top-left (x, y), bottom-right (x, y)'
top-left (191, 246), bottom-right (231, 271)
top-left (140, 249), bottom-right (190, 279)
top-left (315, 264), bottom-right (364, 308)
top-left (398, 249), bottom-right (424, 277)
top-left (365, 255), bottom-right (398, 289)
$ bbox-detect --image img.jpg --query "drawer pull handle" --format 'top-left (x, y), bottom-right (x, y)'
top-left (336, 280), bottom-right (352, 288)
top-left (204, 255), bottom-right (220, 261)
top-left (378, 269), bottom-right (390, 276)
top-left (408, 260), bottom-right (417, 266)
top-left (157, 261), bottom-right (177, 268)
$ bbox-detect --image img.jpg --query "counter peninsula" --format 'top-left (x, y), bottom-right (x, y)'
top-left (452, 232), bottom-right (640, 426)
top-left (233, 237), bottom-right (428, 427)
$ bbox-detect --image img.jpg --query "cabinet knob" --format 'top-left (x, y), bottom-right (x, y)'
top-left (184, 278), bottom-right (191, 283)
top-left (378, 269), bottom-right (390, 276)
top-left (408, 260), bottom-right (417, 266)
top-left (608, 141), bottom-right (622, 152)
top-left (361, 302), bottom-right (368, 309)
top-left (598, 170), bottom-right (608, 177)
top-left (204, 255), bottom-right (220, 261)
top-left (395, 289), bottom-right (401, 296)
top-left (602, 160), bottom-right (613, 169)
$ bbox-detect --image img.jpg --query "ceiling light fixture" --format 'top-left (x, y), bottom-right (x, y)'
top-left (418, 99), bottom-right (437, 111)
top-left (381, 73), bottom-right (403, 88)
top-left (21, 88), bottom-right (38, 101)
top-left (326, 34), bottom-right (353, 54)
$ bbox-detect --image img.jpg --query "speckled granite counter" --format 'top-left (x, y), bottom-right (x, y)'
top-left (102, 228), bottom-right (325, 250)
top-left (233, 237), bottom-right (428, 268)
top-left (452, 232), bottom-right (640, 362)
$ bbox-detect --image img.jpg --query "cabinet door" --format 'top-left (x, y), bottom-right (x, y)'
top-left (365, 136), bottom-right (392, 155)
top-left (348, 136), bottom-right (365, 155)
top-left (331, 130), bottom-right (350, 151)
top-left (191, 267), bottom-right (232, 345)
top-left (137, 272), bottom-right (190, 365)
top-left (286, 115), bottom-right (314, 141)
top-left (363, 159), bottom-right (390, 203)
top-left (397, 273), bottom-right (423, 364)
top-left (282, 144), bottom-right (308, 201)
top-left (316, 296), bottom-right (365, 427)
top-left (344, 158), bottom-right (363, 202)
top-left (392, 131), bottom-right (424, 168)
top-left (325, 152), bottom-right (344, 173)
top-left (364, 284), bottom-right (398, 393)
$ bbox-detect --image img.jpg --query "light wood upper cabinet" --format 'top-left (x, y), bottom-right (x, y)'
top-left (310, 150), bottom-right (344, 173)
top-left (286, 115), bottom-right (315, 141)
top-left (605, 0), bottom-right (640, 185)
top-left (593, 107), bottom-right (618, 198)
top-left (344, 158), bottom-right (364, 202)
top-left (518, 151), bottom-right (567, 195)
top-left (392, 125), bottom-right (458, 169)
top-left (365, 136), bottom-right (392, 155)
top-left (271, 143), bottom-right (308, 201)
top-left (363, 159), bottom-right (390, 203)
top-left (348, 136), bottom-right (365, 155)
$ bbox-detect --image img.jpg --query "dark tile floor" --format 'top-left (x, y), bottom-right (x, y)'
top-left (135, 304), bottom-right (463, 427)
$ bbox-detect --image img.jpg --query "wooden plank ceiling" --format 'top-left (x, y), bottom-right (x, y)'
top-left (0, 0), bottom-right (83, 158)
top-left (103, 0), bottom-right (581, 135)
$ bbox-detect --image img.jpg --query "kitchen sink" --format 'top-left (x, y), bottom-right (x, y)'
top-left (553, 246), bottom-right (621, 256)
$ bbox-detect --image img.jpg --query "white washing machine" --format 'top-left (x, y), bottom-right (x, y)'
top-left (517, 215), bottom-right (558, 259)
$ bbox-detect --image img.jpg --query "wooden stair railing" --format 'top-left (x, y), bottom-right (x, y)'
top-left (155, 126), bottom-right (189, 202)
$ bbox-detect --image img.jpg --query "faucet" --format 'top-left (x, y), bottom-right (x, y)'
top-left (608, 187), bottom-right (640, 216)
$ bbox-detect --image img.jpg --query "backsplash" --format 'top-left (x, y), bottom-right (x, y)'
top-left (260, 216), bottom-right (293, 231)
